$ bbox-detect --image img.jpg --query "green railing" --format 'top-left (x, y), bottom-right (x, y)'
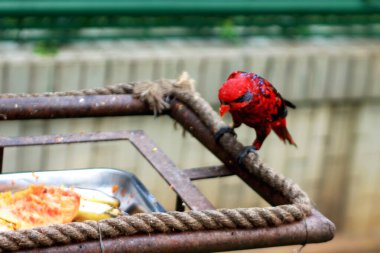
top-left (0, 0), bottom-right (380, 43)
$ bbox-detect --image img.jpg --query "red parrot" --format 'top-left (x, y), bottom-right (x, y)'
top-left (216, 71), bottom-right (297, 154)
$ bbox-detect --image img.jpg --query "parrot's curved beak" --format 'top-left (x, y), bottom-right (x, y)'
top-left (219, 104), bottom-right (230, 117)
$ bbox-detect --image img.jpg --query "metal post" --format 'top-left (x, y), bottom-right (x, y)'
top-left (0, 147), bottom-right (3, 173)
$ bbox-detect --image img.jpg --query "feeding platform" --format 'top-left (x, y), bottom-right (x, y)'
top-left (0, 74), bottom-right (335, 252)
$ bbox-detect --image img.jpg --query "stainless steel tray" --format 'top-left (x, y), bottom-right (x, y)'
top-left (0, 168), bottom-right (165, 214)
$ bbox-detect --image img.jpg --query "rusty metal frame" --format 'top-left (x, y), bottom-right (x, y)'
top-left (0, 94), bottom-right (335, 252)
top-left (0, 130), bottom-right (214, 211)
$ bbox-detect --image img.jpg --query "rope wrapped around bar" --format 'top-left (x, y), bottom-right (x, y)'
top-left (0, 72), bottom-right (312, 252)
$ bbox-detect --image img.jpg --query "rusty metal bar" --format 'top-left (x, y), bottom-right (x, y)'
top-left (183, 165), bottom-right (234, 180)
top-left (0, 147), bottom-right (3, 173)
top-left (0, 131), bottom-right (135, 147)
top-left (0, 130), bottom-right (214, 211)
top-left (128, 131), bottom-right (215, 211)
top-left (20, 209), bottom-right (334, 253)
top-left (0, 95), bottom-right (152, 120)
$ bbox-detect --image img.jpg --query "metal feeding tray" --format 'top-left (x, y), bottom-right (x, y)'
top-left (0, 168), bottom-right (165, 215)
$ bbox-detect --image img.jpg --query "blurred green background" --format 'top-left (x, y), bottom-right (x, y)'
top-left (0, 0), bottom-right (380, 252)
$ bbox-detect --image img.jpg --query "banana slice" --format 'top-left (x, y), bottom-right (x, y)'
top-left (73, 188), bottom-right (120, 208)
top-left (74, 200), bottom-right (122, 222)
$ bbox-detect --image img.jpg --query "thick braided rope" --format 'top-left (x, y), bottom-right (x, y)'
top-left (0, 79), bottom-right (174, 115)
top-left (0, 206), bottom-right (305, 251)
top-left (0, 73), bottom-right (312, 251)
top-left (0, 84), bottom-right (135, 98)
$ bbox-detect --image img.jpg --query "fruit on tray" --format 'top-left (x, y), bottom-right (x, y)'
top-left (0, 185), bottom-right (81, 231)
top-left (73, 188), bottom-right (120, 208)
top-left (74, 199), bottom-right (122, 222)
top-left (73, 188), bottom-right (122, 221)
top-left (0, 185), bottom-right (123, 231)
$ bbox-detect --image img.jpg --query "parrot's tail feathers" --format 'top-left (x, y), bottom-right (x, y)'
top-left (284, 99), bottom-right (296, 109)
top-left (272, 125), bottom-right (297, 148)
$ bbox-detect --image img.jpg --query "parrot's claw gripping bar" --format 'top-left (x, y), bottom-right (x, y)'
top-left (238, 146), bottom-right (257, 165)
top-left (214, 126), bottom-right (236, 144)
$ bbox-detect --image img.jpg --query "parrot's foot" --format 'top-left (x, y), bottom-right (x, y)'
top-left (238, 146), bottom-right (257, 165)
top-left (215, 126), bottom-right (236, 144)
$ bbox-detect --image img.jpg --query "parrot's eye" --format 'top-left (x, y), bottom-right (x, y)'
top-left (233, 91), bottom-right (253, 103)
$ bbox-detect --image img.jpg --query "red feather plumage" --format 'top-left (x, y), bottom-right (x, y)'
top-left (218, 71), bottom-right (297, 150)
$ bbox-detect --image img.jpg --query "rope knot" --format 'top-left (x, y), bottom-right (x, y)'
top-left (133, 71), bottom-right (195, 115)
